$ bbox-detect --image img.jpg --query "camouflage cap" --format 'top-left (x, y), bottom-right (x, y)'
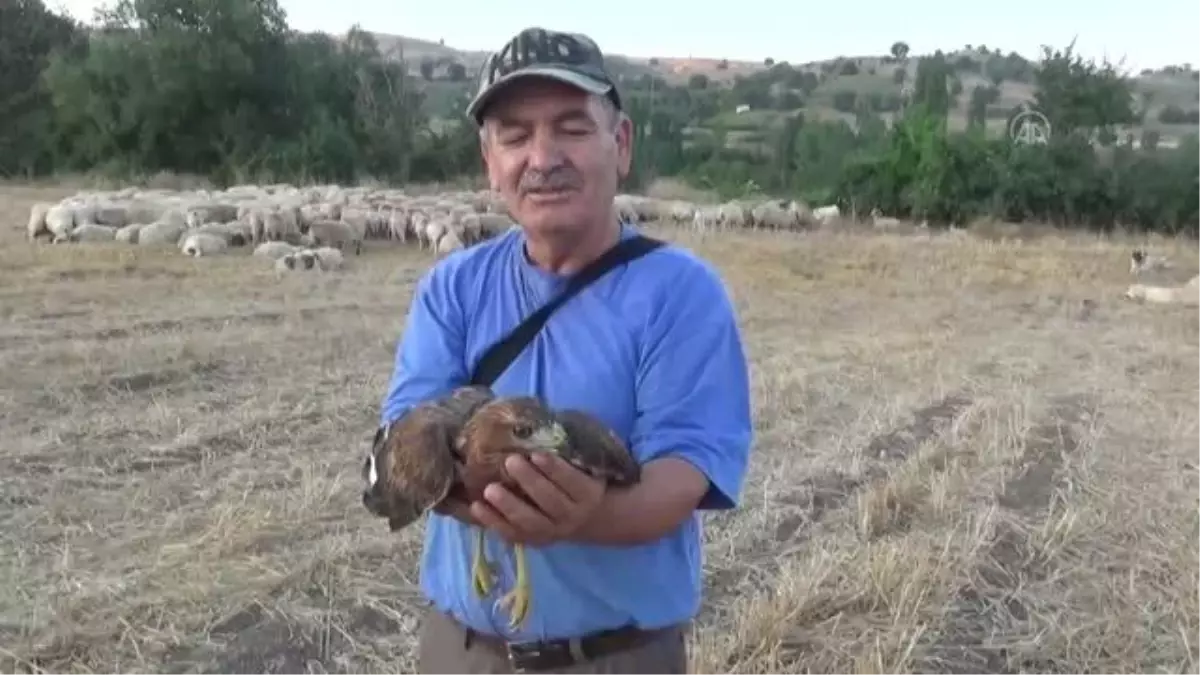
top-left (466, 27), bottom-right (623, 125)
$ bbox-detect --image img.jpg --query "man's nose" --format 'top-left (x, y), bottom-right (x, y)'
top-left (527, 130), bottom-right (565, 171)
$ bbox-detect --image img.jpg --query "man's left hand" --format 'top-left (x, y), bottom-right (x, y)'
top-left (470, 452), bottom-right (605, 546)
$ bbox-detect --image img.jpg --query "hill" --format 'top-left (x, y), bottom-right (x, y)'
top-left (370, 32), bottom-right (1200, 149)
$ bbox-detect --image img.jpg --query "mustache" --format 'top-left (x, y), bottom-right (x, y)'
top-left (519, 167), bottom-right (582, 194)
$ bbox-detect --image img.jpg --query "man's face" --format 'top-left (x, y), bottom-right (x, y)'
top-left (480, 78), bottom-right (632, 238)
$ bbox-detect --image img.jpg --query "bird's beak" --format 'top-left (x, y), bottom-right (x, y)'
top-left (531, 422), bottom-right (569, 453)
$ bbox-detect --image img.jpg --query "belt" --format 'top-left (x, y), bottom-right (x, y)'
top-left (454, 615), bottom-right (662, 672)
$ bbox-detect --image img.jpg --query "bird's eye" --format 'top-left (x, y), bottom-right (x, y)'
top-left (513, 424), bottom-right (533, 439)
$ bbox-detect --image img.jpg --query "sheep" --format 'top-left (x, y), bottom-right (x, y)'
top-left (1124, 275), bottom-right (1200, 307)
top-left (274, 253), bottom-right (299, 274)
top-left (254, 241), bottom-right (301, 260)
top-left (136, 220), bottom-right (189, 247)
top-left (870, 207), bottom-right (902, 229)
top-left (302, 219), bottom-right (362, 255)
top-left (1130, 249), bottom-right (1172, 276)
top-left (262, 211), bottom-right (295, 243)
top-left (295, 249), bottom-right (319, 270)
top-left (812, 204), bottom-right (841, 224)
top-left (180, 231), bottom-right (230, 257)
top-left (114, 223), bottom-right (144, 244)
top-left (423, 219), bottom-right (448, 255)
top-left (26, 202), bottom-right (52, 240)
top-left (44, 204), bottom-right (76, 241)
top-left (68, 223), bottom-right (118, 243)
top-left (311, 246), bottom-right (345, 271)
top-left (436, 228), bottom-right (464, 256)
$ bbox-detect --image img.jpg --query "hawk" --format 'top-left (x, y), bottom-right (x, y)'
top-left (362, 388), bottom-right (641, 628)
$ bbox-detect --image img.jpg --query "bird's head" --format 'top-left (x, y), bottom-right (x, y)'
top-left (461, 397), bottom-right (568, 456)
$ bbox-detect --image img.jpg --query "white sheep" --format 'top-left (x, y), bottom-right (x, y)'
top-left (436, 229), bottom-right (464, 256)
top-left (302, 219), bottom-right (362, 255)
top-left (180, 231), bottom-right (230, 257)
top-left (114, 223), bottom-right (144, 244)
top-left (423, 219), bottom-right (448, 255)
top-left (44, 204), bottom-right (76, 241)
top-left (26, 202), bottom-right (52, 240)
top-left (137, 220), bottom-right (188, 247)
top-left (68, 224), bottom-right (117, 243)
top-left (870, 207), bottom-right (902, 229)
top-left (1124, 275), bottom-right (1200, 307)
top-left (311, 246), bottom-right (345, 271)
top-left (812, 204), bottom-right (841, 224)
top-left (274, 252), bottom-right (300, 274)
top-left (254, 241), bottom-right (301, 260)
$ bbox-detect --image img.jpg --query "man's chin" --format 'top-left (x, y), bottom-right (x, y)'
top-left (515, 203), bottom-right (584, 233)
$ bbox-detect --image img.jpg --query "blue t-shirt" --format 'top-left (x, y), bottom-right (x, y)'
top-left (379, 222), bottom-right (754, 642)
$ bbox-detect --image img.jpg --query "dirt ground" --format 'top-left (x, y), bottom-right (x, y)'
top-left (1, 183), bottom-right (1197, 673)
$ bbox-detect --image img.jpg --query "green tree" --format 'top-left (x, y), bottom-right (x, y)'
top-left (1033, 40), bottom-right (1135, 139)
top-left (890, 41), bottom-right (909, 61)
top-left (0, 0), bottom-right (84, 175)
top-left (911, 51), bottom-right (951, 120)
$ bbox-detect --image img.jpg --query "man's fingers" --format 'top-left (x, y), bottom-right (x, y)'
top-left (506, 454), bottom-right (575, 517)
top-left (483, 482), bottom-right (556, 535)
top-left (530, 452), bottom-right (601, 501)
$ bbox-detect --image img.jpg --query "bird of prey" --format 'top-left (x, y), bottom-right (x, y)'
top-left (361, 390), bottom-right (642, 629)
top-left (453, 396), bottom-right (642, 627)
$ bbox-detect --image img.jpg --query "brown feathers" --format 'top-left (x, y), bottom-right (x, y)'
top-left (361, 385), bottom-right (494, 531)
top-left (455, 398), bottom-right (641, 502)
top-left (362, 389), bottom-right (641, 530)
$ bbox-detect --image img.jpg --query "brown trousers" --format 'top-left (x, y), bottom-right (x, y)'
top-left (417, 609), bottom-right (689, 674)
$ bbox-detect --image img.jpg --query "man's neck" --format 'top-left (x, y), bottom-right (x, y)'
top-left (523, 215), bottom-right (621, 276)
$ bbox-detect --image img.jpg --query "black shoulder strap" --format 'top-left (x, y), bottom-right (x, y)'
top-left (469, 234), bottom-right (665, 387)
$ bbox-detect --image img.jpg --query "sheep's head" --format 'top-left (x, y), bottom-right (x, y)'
top-left (298, 251), bottom-right (317, 270)
top-left (1131, 249), bottom-right (1146, 264)
top-left (229, 232), bottom-right (247, 247)
top-left (281, 253), bottom-right (296, 270)
top-left (1124, 284), bottom-right (1147, 301)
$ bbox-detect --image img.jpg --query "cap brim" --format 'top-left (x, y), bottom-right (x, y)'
top-left (467, 66), bottom-right (613, 125)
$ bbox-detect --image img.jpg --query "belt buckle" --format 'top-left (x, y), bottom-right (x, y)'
top-left (506, 643), bottom-right (539, 673)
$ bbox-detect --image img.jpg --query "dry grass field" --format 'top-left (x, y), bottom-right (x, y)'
top-left (1, 183), bottom-right (1197, 674)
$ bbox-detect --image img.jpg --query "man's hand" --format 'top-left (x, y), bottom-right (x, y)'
top-left (470, 452), bottom-right (606, 546)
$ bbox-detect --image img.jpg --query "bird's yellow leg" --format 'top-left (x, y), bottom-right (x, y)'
top-left (471, 527), bottom-right (494, 598)
top-left (496, 543), bottom-right (530, 629)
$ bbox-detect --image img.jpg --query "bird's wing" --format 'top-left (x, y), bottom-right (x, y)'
top-left (380, 393), bottom-right (483, 529)
top-left (554, 409), bottom-right (642, 486)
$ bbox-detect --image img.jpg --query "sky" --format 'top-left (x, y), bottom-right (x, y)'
top-left (51, 0), bottom-right (1200, 74)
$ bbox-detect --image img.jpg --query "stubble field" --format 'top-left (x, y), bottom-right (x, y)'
top-left (1, 183), bottom-right (1197, 673)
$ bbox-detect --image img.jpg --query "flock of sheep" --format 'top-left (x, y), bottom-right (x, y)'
top-left (19, 184), bottom-right (1195, 305)
top-left (20, 184), bottom-right (859, 272)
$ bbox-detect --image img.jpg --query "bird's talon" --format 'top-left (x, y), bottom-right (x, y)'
top-left (496, 587), bottom-right (530, 629)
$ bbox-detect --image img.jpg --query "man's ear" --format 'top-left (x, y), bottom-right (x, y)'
top-left (615, 114), bottom-right (633, 181)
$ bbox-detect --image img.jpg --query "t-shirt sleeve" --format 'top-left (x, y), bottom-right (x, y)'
top-left (630, 259), bottom-right (754, 510)
top-left (379, 263), bottom-right (470, 425)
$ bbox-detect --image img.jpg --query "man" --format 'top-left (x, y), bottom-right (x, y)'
top-left (379, 26), bottom-right (754, 674)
